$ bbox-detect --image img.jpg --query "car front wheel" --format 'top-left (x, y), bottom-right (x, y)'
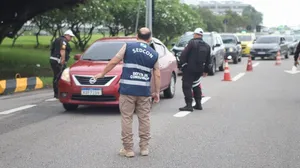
top-left (163, 73), bottom-right (176, 98)
top-left (63, 104), bottom-right (78, 111)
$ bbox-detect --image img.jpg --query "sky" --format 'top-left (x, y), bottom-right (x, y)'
top-left (184, 0), bottom-right (298, 27)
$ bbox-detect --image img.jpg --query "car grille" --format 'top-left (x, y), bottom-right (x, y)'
top-left (255, 49), bottom-right (270, 52)
top-left (71, 94), bottom-right (117, 101)
top-left (74, 75), bottom-right (115, 86)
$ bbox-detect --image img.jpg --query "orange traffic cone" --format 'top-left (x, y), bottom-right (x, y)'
top-left (275, 51), bottom-right (281, 66)
top-left (222, 60), bottom-right (232, 81)
top-left (246, 55), bottom-right (253, 71)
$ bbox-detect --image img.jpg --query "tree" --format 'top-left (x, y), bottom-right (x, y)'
top-left (223, 10), bottom-right (246, 32)
top-left (0, 0), bottom-right (87, 44)
top-left (11, 25), bottom-right (33, 47)
top-left (153, 0), bottom-right (205, 45)
top-left (194, 6), bottom-right (224, 32)
top-left (64, 0), bottom-right (111, 51)
top-left (242, 5), bottom-right (263, 31)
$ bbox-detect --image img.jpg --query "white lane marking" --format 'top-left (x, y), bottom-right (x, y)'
top-left (232, 72), bottom-right (246, 81)
top-left (252, 62), bottom-right (260, 67)
top-left (0, 105), bottom-right (37, 115)
top-left (45, 98), bottom-right (58, 102)
top-left (173, 97), bottom-right (211, 118)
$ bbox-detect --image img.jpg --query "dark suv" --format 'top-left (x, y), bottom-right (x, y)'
top-left (220, 33), bottom-right (242, 64)
top-left (171, 31), bottom-right (225, 76)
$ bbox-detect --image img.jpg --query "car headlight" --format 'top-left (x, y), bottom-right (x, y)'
top-left (61, 67), bottom-right (70, 82)
top-left (247, 44), bottom-right (253, 47)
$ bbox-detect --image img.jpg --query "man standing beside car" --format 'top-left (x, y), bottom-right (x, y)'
top-left (178, 28), bottom-right (211, 112)
top-left (94, 27), bottom-right (160, 158)
top-left (294, 41), bottom-right (300, 66)
top-left (49, 30), bottom-right (74, 98)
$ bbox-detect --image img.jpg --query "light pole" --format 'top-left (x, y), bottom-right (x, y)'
top-left (145, 0), bottom-right (152, 32)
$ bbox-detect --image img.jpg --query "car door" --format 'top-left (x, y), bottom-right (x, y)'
top-left (235, 35), bottom-right (242, 54)
top-left (152, 42), bottom-right (170, 89)
top-left (280, 37), bottom-right (288, 55)
top-left (216, 36), bottom-right (225, 66)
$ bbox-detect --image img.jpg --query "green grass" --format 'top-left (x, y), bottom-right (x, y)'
top-left (0, 33), bottom-right (176, 88)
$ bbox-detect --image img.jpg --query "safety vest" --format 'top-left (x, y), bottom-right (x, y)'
top-left (119, 42), bottom-right (159, 97)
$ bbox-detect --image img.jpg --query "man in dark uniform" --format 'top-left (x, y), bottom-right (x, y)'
top-left (50, 30), bottom-right (74, 98)
top-left (94, 27), bottom-right (160, 158)
top-left (178, 28), bottom-right (211, 112)
top-left (294, 41), bottom-right (300, 66)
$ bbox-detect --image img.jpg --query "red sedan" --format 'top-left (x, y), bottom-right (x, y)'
top-left (58, 37), bottom-right (178, 111)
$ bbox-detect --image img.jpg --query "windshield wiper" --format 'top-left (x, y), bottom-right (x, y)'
top-left (82, 58), bottom-right (93, 61)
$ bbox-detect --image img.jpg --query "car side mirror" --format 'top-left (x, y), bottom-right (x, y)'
top-left (74, 54), bottom-right (81, 60)
top-left (171, 43), bottom-right (175, 47)
top-left (237, 41), bottom-right (241, 44)
top-left (215, 44), bottom-right (221, 47)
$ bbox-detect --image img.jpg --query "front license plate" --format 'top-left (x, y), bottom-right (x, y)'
top-left (258, 52), bottom-right (265, 54)
top-left (81, 88), bottom-right (102, 96)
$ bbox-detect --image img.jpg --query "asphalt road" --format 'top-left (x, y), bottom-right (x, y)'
top-left (1, 56), bottom-right (300, 168)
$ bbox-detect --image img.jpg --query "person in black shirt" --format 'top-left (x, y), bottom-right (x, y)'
top-left (294, 41), bottom-right (300, 66)
top-left (49, 30), bottom-right (74, 98)
top-left (178, 28), bottom-right (211, 112)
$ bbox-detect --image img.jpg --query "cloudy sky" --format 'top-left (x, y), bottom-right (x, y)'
top-left (184, 0), bottom-right (298, 27)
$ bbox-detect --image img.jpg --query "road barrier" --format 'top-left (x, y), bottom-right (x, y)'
top-left (0, 74), bottom-right (43, 95)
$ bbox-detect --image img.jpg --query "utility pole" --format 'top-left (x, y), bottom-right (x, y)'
top-left (145, 0), bottom-right (153, 32)
top-left (135, 0), bottom-right (141, 34)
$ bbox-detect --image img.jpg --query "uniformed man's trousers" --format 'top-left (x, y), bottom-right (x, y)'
top-left (119, 94), bottom-right (152, 151)
top-left (50, 60), bottom-right (65, 98)
top-left (182, 70), bottom-right (202, 104)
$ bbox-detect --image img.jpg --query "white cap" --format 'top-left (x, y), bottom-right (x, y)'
top-left (194, 28), bottom-right (204, 35)
top-left (64, 30), bottom-right (75, 37)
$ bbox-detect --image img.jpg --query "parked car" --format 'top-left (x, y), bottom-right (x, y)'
top-left (171, 31), bottom-right (225, 76)
top-left (250, 35), bottom-right (289, 60)
top-left (220, 33), bottom-right (242, 64)
top-left (235, 33), bottom-right (256, 57)
top-left (284, 35), bottom-right (298, 55)
top-left (58, 37), bottom-right (178, 111)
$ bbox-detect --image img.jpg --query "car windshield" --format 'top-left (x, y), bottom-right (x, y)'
top-left (237, 35), bottom-right (252, 41)
top-left (81, 41), bottom-right (129, 61)
top-left (176, 33), bottom-right (212, 47)
top-left (255, 36), bottom-right (279, 44)
top-left (221, 35), bottom-right (236, 44)
top-left (285, 36), bottom-right (293, 41)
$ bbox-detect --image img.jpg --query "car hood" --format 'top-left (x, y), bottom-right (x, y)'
top-left (252, 43), bottom-right (279, 49)
top-left (70, 60), bottom-right (123, 75)
top-left (224, 44), bottom-right (236, 48)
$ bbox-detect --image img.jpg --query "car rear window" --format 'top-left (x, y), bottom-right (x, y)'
top-left (237, 35), bottom-right (252, 41)
top-left (256, 36), bottom-right (279, 44)
top-left (221, 35), bottom-right (236, 44)
top-left (81, 41), bottom-right (131, 61)
top-left (176, 33), bottom-right (212, 47)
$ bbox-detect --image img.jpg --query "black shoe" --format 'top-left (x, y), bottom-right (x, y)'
top-left (193, 99), bottom-right (203, 110)
top-left (179, 102), bottom-right (193, 112)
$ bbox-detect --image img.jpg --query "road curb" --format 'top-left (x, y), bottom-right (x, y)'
top-left (0, 76), bottom-right (43, 95)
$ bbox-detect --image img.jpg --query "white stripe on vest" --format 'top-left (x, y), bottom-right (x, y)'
top-left (123, 63), bottom-right (151, 72)
top-left (120, 79), bottom-right (151, 86)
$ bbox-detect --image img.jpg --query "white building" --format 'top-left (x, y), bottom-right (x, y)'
top-left (197, 0), bottom-right (249, 15)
